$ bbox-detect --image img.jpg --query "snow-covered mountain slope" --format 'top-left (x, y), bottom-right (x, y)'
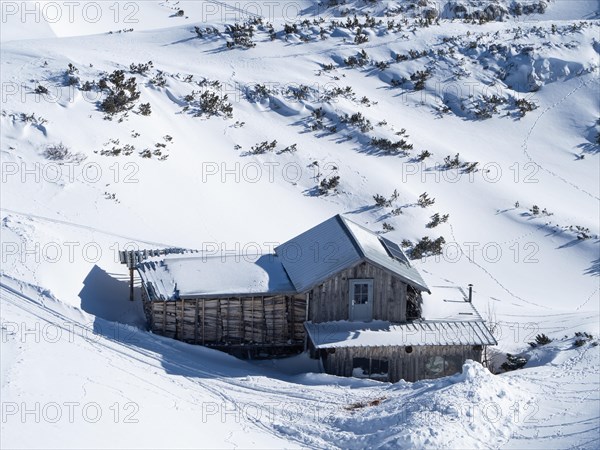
top-left (1, 0), bottom-right (599, 448)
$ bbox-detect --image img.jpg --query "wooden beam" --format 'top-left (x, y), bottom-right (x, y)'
top-left (290, 296), bottom-right (295, 341)
top-left (194, 299), bottom-right (199, 344)
top-left (162, 300), bottom-right (166, 334)
top-left (129, 267), bottom-right (134, 301)
top-left (239, 297), bottom-right (244, 342)
top-left (260, 296), bottom-right (267, 342)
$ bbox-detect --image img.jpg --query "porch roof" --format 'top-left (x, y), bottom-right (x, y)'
top-left (304, 319), bottom-right (497, 348)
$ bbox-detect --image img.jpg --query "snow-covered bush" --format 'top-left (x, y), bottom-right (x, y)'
top-left (370, 137), bottom-right (413, 154)
top-left (344, 49), bottom-right (369, 67)
top-left (340, 112), bottom-right (373, 132)
top-left (373, 189), bottom-right (399, 207)
top-left (500, 354), bottom-right (528, 372)
top-left (138, 103), bottom-right (151, 116)
top-left (277, 143), bottom-right (298, 154)
top-left (185, 89), bottom-right (233, 119)
top-left (410, 236), bottom-right (446, 259)
top-left (99, 70), bottom-right (140, 116)
top-left (574, 331), bottom-right (594, 347)
top-left (354, 29), bottom-right (369, 44)
top-left (149, 71), bottom-right (167, 87)
top-left (515, 98), bottom-right (538, 117)
top-left (225, 22), bottom-right (256, 49)
top-left (34, 85), bottom-right (49, 94)
top-left (426, 213), bottom-right (449, 228)
top-left (382, 222), bottom-right (395, 232)
top-left (410, 69), bottom-right (432, 90)
top-left (129, 61), bottom-right (153, 75)
top-left (416, 150), bottom-right (432, 161)
top-left (444, 153), bottom-right (461, 169)
top-left (250, 140), bottom-right (277, 155)
top-left (43, 143), bottom-right (86, 163)
top-left (319, 175), bottom-right (340, 195)
top-left (417, 192), bottom-right (435, 208)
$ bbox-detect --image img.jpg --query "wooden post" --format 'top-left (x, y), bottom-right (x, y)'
top-left (290, 296), bottom-right (295, 341)
top-left (217, 298), bottom-right (221, 342)
top-left (194, 299), bottom-right (199, 344)
top-left (239, 297), bottom-right (241, 342)
top-left (129, 267), bottom-right (134, 301)
top-left (261, 297), bottom-right (266, 343)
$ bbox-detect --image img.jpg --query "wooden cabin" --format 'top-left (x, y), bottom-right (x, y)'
top-left (137, 214), bottom-right (496, 381)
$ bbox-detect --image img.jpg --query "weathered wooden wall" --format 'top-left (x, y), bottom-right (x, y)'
top-left (308, 261), bottom-right (408, 323)
top-left (320, 345), bottom-right (482, 382)
top-left (141, 288), bottom-right (307, 348)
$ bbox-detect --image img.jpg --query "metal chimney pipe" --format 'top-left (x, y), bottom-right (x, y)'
top-left (468, 284), bottom-right (473, 302)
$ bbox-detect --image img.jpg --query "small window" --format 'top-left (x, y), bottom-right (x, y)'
top-left (424, 356), bottom-right (445, 377)
top-left (353, 282), bottom-right (370, 305)
top-left (352, 357), bottom-right (389, 380)
top-left (444, 355), bottom-right (462, 375)
top-left (370, 359), bottom-right (389, 376)
top-left (352, 357), bottom-right (370, 377)
top-left (423, 355), bottom-right (463, 378)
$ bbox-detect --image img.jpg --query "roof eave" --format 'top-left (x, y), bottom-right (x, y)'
top-left (177, 290), bottom-right (299, 300)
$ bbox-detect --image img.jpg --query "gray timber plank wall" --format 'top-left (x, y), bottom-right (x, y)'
top-left (322, 345), bottom-right (483, 382)
top-left (144, 294), bottom-right (307, 346)
top-left (309, 261), bottom-right (408, 323)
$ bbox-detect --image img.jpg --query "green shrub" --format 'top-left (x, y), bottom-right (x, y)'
top-left (130, 61), bottom-right (153, 74)
top-left (426, 213), bottom-right (449, 228)
top-left (528, 333), bottom-right (552, 347)
top-left (417, 192), bottom-right (435, 208)
top-left (99, 70), bottom-right (140, 115)
top-left (35, 85), bottom-right (49, 94)
top-left (501, 354), bottom-right (527, 372)
top-left (250, 140), bottom-right (277, 155)
top-left (138, 103), bottom-right (151, 116)
top-left (319, 175), bottom-right (340, 195)
top-left (410, 236), bottom-right (445, 259)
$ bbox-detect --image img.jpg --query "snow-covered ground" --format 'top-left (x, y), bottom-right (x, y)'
top-left (1, 1), bottom-right (599, 448)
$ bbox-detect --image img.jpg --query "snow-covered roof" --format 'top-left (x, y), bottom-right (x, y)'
top-left (275, 215), bottom-right (429, 293)
top-left (138, 215), bottom-right (429, 299)
top-left (137, 254), bottom-right (296, 300)
top-left (305, 319), bottom-right (497, 348)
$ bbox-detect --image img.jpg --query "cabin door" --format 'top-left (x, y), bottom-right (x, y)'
top-left (349, 279), bottom-right (373, 321)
